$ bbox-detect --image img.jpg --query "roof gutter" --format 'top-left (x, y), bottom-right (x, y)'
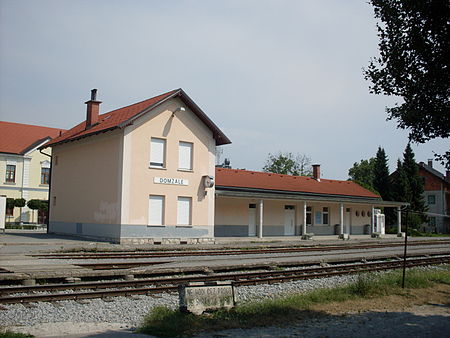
top-left (216, 185), bottom-right (381, 201)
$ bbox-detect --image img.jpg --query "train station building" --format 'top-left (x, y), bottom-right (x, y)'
top-left (41, 89), bottom-right (407, 243)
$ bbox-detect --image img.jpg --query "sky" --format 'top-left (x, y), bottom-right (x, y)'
top-left (0, 0), bottom-right (448, 179)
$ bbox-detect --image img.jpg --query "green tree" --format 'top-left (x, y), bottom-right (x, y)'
top-left (348, 158), bottom-right (376, 191)
top-left (14, 198), bottom-right (26, 223)
top-left (39, 200), bottom-right (48, 212)
top-left (391, 159), bottom-right (411, 203)
top-left (365, 0), bottom-right (449, 168)
top-left (27, 199), bottom-right (42, 223)
top-left (263, 152), bottom-right (312, 176)
top-left (373, 147), bottom-right (391, 200)
top-left (402, 143), bottom-right (427, 228)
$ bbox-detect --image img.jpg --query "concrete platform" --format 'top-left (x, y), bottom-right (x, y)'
top-left (2, 229), bottom-right (447, 254)
top-left (0, 230), bottom-right (448, 284)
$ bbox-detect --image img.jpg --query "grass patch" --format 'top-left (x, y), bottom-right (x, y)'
top-left (138, 266), bottom-right (449, 337)
top-left (408, 229), bottom-right (450, 237)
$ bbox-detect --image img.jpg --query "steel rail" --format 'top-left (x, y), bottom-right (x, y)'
top-left (71, 248), bottom-right (450, 270)
top-left (1, 256), bottom-right (448, 296)
top-left (1, 256), bottom-right (448, 304)
top-left (30, 240), bottom-right (450, 259)
top-left (75, 261), bottom-right (172, 270)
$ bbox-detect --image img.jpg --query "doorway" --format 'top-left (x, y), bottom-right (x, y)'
top-left (284, 205), bottom-right (295, 235)
top-left (344, 207), bottom-right (352, 234)
top-left (248, 204), bottom-right (257, 236)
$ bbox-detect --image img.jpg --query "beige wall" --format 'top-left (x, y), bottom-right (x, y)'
top-left (122, 97), bottom-right (216, 227)
top-left (0, 146), bottom-right (52, 222)
top-left (50, 130), bottom-right (123, 224)
top-left (215, 196), bottom-right (375, 229)
top-left (215, 197), bottom-right (253, 226)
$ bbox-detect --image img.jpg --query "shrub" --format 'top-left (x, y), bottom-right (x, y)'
top-left (14, 198), bottom-right (26, 208)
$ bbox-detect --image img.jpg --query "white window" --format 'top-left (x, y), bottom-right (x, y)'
top-left (178, 142), bottom-right (193, 170)
top-left (177, 197), bottom-right (192, 225)
top-left (306, 206), bottom-right (312, 225)
top-left (150, 138), bottom-right (166, 168)
top-left (322, 207), bottom-right (329, 225)
top-left (148, 195), bottom-right (164, 225)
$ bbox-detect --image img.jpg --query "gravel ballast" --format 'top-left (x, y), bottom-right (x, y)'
top-left (1, 274), bottom-right (358, 328)
top-left (1, 266), bottom-right (447, 337)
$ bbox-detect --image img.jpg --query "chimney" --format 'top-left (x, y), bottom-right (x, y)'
top-left (427, 159), bottom-right (433, 168)
top-left (312, 164), bottom-right (321, 181)
top-left (85, 89), bottom-right (101, 129)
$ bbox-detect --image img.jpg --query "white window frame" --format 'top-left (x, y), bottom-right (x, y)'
top-left (5, 164), bottom-right (16, 183)
top-left (150, 138), bottom-right (166, 169)
top-left (177, 197), bottom-right (192, 226)
top-left (148, 195), bottom-right (165, 226)
top-left (178, 141), bottom-right (193, 171)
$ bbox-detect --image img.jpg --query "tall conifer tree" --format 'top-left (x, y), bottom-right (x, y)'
top-left (391, 159), bottom-right (411, 203)
top-left (373, 147), bottom-right (391, 200)
top-left (402, 144), bottom-right (426, 211)
top-left (402, 143), bottom-right (427, 227)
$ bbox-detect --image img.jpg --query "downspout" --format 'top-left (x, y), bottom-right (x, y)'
top-left (39, 149), bottom-right (52, 234)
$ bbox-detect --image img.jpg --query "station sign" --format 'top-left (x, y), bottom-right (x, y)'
top-left (154, 177), bottom-right (188, 186)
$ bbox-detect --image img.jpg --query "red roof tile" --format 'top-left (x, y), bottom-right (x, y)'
top-left (215, 168), bottom-right (381, 199)
top-left (0, 121), bottom-right (65, 155)
top-left (44, 89), bottom-right (231, 148)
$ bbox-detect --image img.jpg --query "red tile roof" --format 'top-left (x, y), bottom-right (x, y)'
top-left (44, 88), bottom-right (231, 148)
top-left (0, 121), bottom-right (65, 155)
top-left (215, 168), bottom-right (381, 199)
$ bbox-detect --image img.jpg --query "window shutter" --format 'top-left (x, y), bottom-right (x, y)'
top-left (150, 138), bottom-right (165, 167)
top-left (178, 142), bottom-right (192, 170)
top-left (148, 195), bottom-right (164, 225)
top-left (177, 197), bottom-right (191, 225)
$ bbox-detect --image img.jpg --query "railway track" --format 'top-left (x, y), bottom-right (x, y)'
top-left (30, 240), bottom-right (450, 260)
top-left (1, 255), bottom-right (448, 305)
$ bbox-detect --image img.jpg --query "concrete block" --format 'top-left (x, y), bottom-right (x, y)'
top-left (22, 279), bottom-right (36, 286)
top-left (163, 238), bottom-right (181, 245)
top-left (339, 233), bottom-right (350, 240)
top-left (371, 232), bottom-right (381, 238)
top-left (397, 232), bottom-right (405, 238)
top-left (302, 233), bottom-right (314, 240)
top-left (64, 277), bottom-right (81, 283)
top-left (179, 281), bottom-right (235, 315)
top-left (124, 274), bottom-right (135, 281)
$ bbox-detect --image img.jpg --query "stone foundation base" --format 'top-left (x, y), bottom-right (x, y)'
top-left (302, 233), bottom-right (314, 240)
top-left (120, 237), bottom-right (216, 245)
top-left (339, 233), bottom-right (350, 240)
